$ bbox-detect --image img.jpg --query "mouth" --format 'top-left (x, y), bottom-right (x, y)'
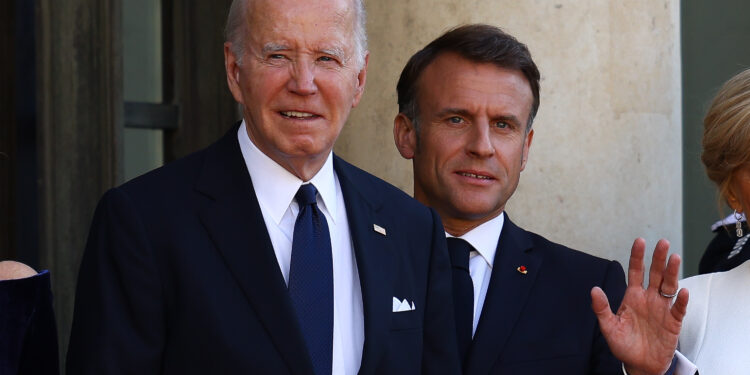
top-left (280, 110), bottom-right (320, 119)
top-left (456, 171), bottom-right (494, 180)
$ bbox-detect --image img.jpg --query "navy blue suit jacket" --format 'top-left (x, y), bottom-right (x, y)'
top-left (67, 125), bottom-right (460, 374)
top-left (463, 217), bottom-right (626, 374)
top-left (0, 271), bottom-right (59, 375)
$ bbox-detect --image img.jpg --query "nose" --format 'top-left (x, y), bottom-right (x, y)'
top-left (466, 122), bottom-right (494, 158)
top-left (287, 60), bottom-right (317, 96)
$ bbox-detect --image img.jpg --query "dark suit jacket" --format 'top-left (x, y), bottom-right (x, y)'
top-left (0, 271), bottom-right (59, 375)
top-left (699, 221), bottom-right (749, 274)
top-left (463, 217), bottom-right (626, 375)
top-left (66, 125), bottom-right (460, 375)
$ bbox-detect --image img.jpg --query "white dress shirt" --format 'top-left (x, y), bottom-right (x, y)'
top-left (238, 121), bottom-right (364, 374)
top-left (446, 212), bottom-right (505, 336)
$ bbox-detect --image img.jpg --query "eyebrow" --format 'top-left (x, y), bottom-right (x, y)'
top-left (320, 47), bottom-right (346, 61)
top-left (262, 43), bottom-right (289, 54)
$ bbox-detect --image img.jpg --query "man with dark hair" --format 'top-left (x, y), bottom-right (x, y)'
top-left (66, 0), bottom-right (460, 373)
top-left (394, 24), bottom-right (690, 375)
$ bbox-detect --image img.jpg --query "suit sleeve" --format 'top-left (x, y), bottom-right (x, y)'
top-left (0, 271), bottom-right (59, 375)
top-left (420, 208), bottom-right (462, 375)
top-left (592, 260), bottom-right (627, 375)
top-left (66, 188), bottom-right (164, 374)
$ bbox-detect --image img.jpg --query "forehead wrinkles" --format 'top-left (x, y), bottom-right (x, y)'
top-left (248, 6), bottom-right (355, 50)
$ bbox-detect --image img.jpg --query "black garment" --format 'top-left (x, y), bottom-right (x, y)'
top-left (699, 221), bottom-right (750, 274)
top-left (461, 216), bottom-right (626, 375)
top-left (446, 237), bottom-right (473, 365)
top-left (67, 123), bottom-right (460, 374)
top-left (0, 270), bottom-right (59, 375)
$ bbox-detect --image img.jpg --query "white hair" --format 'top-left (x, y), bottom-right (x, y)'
top-left (224, 0), bottom-right (368, 68)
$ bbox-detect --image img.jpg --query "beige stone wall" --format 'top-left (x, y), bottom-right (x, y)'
top-left (335, 0), bottom-right (682, 269)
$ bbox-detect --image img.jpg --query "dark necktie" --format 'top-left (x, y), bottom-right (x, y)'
top-left (447, 237), bottom-right (474, 364)
top-left (288, 184), bottom-right (333, 375)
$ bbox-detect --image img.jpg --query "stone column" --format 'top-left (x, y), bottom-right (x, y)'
top-left (36, 0), bottom-right (123, 363)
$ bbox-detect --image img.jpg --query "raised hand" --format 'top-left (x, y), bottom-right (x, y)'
top-left (591, 238), bottom-right (689, 375)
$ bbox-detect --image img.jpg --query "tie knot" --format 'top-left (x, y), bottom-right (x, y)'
top-left (446, 237), bottom-right (472, 271)
top-left (295, 183), bottom-right (318, 206)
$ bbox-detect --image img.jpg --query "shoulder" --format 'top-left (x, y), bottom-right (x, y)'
top-left (679, 262), bottom-right (750, 363)
top-left (96, 127), bottom-right (239, 221)
top-left (506, 223), bottom-right (624, 299)
top-left (523, 227), bottom-right (620, 271)
top-left (117, 125), bottom-right (237, 200)
top-left (333, 156), bottom-right (441, 246)
top-left (683, 260), bottom-right (750, 306)
top-left (701, 225), bottom-right (747, 273)
top-left (333, 155), bottom-right (430, 214)
top-left (121, 149), bottom-right (207, 195)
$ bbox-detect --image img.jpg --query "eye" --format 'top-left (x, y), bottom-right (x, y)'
top-left (268, 53), bottom-right (285, 60)
top-left (493, 121), bottom-right (509, 129)
top-left (448, 116), bottom-right (464, 124)
top-left (317, 55), bottom-right (342, 66)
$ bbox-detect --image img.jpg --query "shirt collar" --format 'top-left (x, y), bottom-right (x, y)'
top-left (237, 120), bottom-right (338, 225)
top-left (446, 212), bottom-right (505, 269)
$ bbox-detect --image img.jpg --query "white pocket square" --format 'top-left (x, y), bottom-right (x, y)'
top-left (392, 297), bottom-right (416, 312)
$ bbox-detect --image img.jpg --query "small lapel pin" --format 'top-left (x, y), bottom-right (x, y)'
top-left (517, 265), bottom-right (528, 275)
top-left (373, 224), bottom-right (387, 236)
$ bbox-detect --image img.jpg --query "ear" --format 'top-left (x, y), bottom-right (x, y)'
top-left (393, 113), bottom-right (418, 159)
top-left (351, 52), bottom-right (369, 107)
top-left (520, 128), bottom-right (534, 171)
top-left (224, 42), bottom-right (244, 105)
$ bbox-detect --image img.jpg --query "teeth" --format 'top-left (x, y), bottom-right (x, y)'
top-left (459, 172), bottom-right (491, 180)
top-left (281, 111), bottom-right (314, 118)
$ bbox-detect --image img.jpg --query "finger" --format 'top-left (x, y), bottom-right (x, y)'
top-left (670, 288), bottom-right (689, 323)
top-left (647, 239), bottom-right (670, 291)
top-left (659, 253), bottom-right (681, 296)
top-left (591, 286), bottom-right (616, 333)
top-left (627, 238), bottom-right (646, 288)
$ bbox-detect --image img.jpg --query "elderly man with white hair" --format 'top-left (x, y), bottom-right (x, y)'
top-left (65, 0), bottom-right (460, 373)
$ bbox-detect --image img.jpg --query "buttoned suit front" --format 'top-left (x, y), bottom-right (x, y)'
top-left (463, 217), bottom-right (626, 375)
top-left (66, 124), bottom-right (460, 375)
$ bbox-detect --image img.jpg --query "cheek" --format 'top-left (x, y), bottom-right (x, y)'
top-left (244, 68), bottom-right (286, 94)
top-left (320, 71), bottom-right (360, 102)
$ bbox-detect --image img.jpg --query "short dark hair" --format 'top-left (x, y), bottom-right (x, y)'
top-left (397, 24), bottom-right (540, 132)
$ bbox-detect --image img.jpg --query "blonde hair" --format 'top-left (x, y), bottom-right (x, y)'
top-left (701, 68), bottom-right (750, 212)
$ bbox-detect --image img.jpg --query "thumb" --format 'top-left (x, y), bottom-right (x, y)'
top-left (591, 286), bottom-right (615, 331)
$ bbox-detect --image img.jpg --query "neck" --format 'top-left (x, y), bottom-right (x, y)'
top-left (245, 128), bottom-right (330, 182)
top-left (278, 156), bottom-right (328, 182)
top-left (443, 220), bottom-right (480, 237)
top-left (442, 212), bottom-right (503, 237)
top-left (413, 183), bottom-right (505, 237)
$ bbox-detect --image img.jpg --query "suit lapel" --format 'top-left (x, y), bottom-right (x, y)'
top-left (465, 217), bottom-right (543, 375)
top-left (334, 157), bottom-right (394, 375)
top-left (196, 126), bottom-right (314, 375)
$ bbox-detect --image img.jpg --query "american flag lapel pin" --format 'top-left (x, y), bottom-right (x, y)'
top-left (373, 224), bottom-right (386, 236)
top-left (517, 265), bottom-right (528, 275)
